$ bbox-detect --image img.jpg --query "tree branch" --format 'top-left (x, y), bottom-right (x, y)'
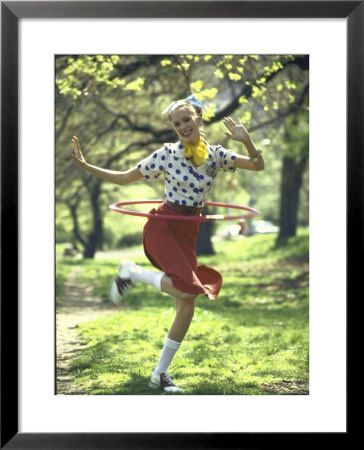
top-left (94, 98), bottom-right (169, 139)
top-left (211, 55), bottom-right (309, 123)
top-left (55, 103), bottom-right (74, 140)
top-left (250, 83), bottom-right (309, 132)
top-left (111, 55), bottom-right (166, 80)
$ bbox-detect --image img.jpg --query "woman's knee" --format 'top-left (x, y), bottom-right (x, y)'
top-left (177, 291), bottom-right (197, 301)
top-left (175, 297), bottom-right (195, 318)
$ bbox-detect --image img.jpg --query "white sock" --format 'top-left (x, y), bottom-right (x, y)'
top-left (153, 336), bottom-right (181, 375)
top-left (127, 265), bottom-right (164, 291)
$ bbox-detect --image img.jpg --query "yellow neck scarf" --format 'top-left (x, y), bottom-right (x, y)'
top-left (182, 138), bottom-right (208, 166)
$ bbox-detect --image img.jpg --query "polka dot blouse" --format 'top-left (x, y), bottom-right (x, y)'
top-left (137, 140), bottom-right (237, 207)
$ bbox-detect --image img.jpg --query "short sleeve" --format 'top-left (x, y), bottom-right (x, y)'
top-left (137, 147), bottom-right (167, 181)
top-left (215, 146), bottom-right (237, 172)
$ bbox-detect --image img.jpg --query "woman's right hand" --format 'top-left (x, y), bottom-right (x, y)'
top-left (71, 136), bottom-right (87, 168)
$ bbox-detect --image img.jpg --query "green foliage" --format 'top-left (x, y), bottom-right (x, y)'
top-left (57, 230), bottom-right (309, 394)
top-left (56, 53), bottom-right (309, 255)
top-left (56, 55), bottom-right (145, 100)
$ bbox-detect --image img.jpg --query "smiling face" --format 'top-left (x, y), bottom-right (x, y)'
top-left (170, 106), bottom-right (202, 146)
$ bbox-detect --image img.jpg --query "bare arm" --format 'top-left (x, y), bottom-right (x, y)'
top-left (223, 117), bottom-right (264, 172)
top-left (71, 136), bottom-right (144, 185)
top-left (232, 152), bottom-right (264, 171)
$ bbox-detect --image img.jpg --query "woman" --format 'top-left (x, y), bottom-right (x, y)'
top-left (72, 94), bottom-right (264, 393)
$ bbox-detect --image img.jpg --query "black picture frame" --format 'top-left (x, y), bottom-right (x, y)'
top-left (1, 1), bottom-right (359, 448)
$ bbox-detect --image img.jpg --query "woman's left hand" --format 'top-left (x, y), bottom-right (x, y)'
top-left (223, 117), bottom-right (251, 144)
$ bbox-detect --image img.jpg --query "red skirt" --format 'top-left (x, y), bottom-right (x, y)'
top-left (142, 202), bottom-right (222, 300)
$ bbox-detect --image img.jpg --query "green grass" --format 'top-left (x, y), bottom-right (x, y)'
top-left (57, 229), bottom-right (309, 395)
top-left (55, 259), bottom-right (75, 306)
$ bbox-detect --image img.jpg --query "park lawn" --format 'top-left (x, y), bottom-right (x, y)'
top-left (58, 230), bottom-right (309, 395)
top-left (55, 258), bottom-right (75, 306)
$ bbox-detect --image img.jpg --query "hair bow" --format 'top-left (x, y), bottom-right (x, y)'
top-left (161, 94), bottom-right (206, 114)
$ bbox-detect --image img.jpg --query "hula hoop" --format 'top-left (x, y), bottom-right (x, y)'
top-left (109, 200), bottom-right (260, 222)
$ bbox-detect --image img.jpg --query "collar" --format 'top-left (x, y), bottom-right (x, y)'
top-left (168, 140), bottom-right (213, 162)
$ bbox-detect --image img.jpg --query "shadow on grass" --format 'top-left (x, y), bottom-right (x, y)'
top-left (203, 300), bottom-right (309, 328)
top-left (188, 381), bottom-right (263, 395)
top-left (74, 374), bottom-right (168, 395)
top-left (57, 232), bottom-right (309, 395)
top-left (89, 374), bottom-right (165, 395)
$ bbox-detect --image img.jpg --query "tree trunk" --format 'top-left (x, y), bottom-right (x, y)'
top-left (83, 185), bottom-right (103, 258)
top-left (278, 155), bottom-right (308, 240)
top-left (70, 203), bottom-right (86, 250)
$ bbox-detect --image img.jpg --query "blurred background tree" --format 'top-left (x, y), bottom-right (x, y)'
top-left (55, 54), bottom-right (309, 258)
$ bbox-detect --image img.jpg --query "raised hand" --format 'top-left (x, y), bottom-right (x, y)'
top-left (223, 117), bottom-right (251, 144)
top-left (71, 136), bottom-right (87, 167)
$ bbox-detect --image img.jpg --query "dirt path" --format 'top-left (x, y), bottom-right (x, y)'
top-left (56, 267), bottom-right (121, 394)
top-left (57, 256), bottom-right (309, 395)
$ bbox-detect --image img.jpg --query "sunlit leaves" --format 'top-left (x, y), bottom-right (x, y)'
top-left (197, 88), bottom-right (218, 100)
top-left (285, 80), bottom-right (296, 90)
top-left (160, 55), bottom-right (199, 73)
top-left (124, 77), bottom-right (145, 91)
top-left (57, 54), bottom-right (305, 125)
top-left (263, 60), bottom-right (283, 76)
top-left (56, 80), bottom-right (82, 100)
top-left (191, 80), bottom-right (203, 92)
top-left (56, 55), bottom-right (143, 100)
top-left (214, 68), bottom-right (224, 79)
top-left (192, 87), bottom-right (218, 121)
top-left (160, 59), bottom-right (172, 67)
top-left (241, 111), bottom-right (251, 125)
top-left (252, 85), bottom-right (261, 98)
top-left (186, 55), bottom-right (200, 62)
top-left (257, 77), bottom-right (266, 85)
top-left (213, 55), bottom-right (248, 82)
top-left (110, 55), bottom-right (120, 65)
top-left (172, 58), bottom-right (191, 71)
top-left (228, 73), bottom-right (242, 81)
top-left (202, 104), bottom-right (216, 122)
